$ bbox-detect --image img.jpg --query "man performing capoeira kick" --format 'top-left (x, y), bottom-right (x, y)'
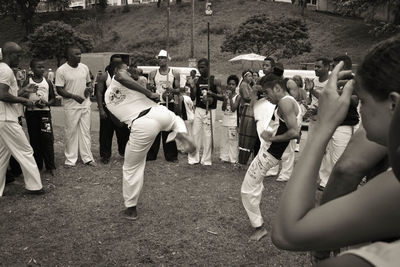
top-left (103, 62), bottom-right (195, 220)
top-left (241, 76), bottom-right (302, 241)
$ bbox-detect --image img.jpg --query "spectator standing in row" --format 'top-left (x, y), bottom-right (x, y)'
top-left (219, 75), bottom-right (240, 163)
top-left (96, 55), bottom-right (130, 164)
top-left (23, 58), bottom-right (56, 175)
top-left (146, 50), bottom-right (180, 162)
top-left (55, 46), bottom-right (96, 167)
top-left (317, 55), bottom-right (360, 190)
top-left (0, 42), bottom-right (43, 195)
top-left (188, 58), bottom-right (223, 166)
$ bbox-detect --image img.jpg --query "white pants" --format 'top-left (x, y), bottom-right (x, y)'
top-left (241, 144), bottom-right (279, 228)
top-left (319, 125), bottom-right (355, 187)
top-left (176, 120), bottom-right (193, 152)
top-left (219, 126), bottom-right (238, 163)
top-left (123, 106), bottom-right (187, 208)
top-left (267, 139), bottom-right (296, 180)
top-left (0, 121), bottom-right (42, 196)
top-left (64, 108), bottom-right (94, 166)
top-left (188, 107), bottom-right (216, 165)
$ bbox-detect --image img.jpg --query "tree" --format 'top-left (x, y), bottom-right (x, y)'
top-left (334, 0), bottom-right (400, 35)
top-left (27, 21), bottom-right (94, 66)
top-left (0, 0), bottom-right (40, 35)
top-left (221, 15), bottom-right (312, 59)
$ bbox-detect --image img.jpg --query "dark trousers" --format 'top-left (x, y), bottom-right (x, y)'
top-left (146, 103), bottom-right (178, 161)
top-left (25, 110), bottom-right (56, 171)
top-left (99, 108), bottom-right (130, 159)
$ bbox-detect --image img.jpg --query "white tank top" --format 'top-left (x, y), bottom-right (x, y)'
top-left (27, 77), bottom-right (50, 111)
top-left (105, 77), bottom-right (157, 127)
top-left (154, 68), bottom-right (174, 103)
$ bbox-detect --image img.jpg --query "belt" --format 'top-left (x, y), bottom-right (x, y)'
top-left (129, 108), bottom-right (151, 129)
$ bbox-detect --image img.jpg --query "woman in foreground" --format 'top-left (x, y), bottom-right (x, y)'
top-left (272, 36), bottom-right (400, 266)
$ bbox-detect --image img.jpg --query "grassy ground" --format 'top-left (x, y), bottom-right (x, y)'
top-left (1, 0), bottom-right (385, 79)
top-left (0, 123), bottom-right (311, 266)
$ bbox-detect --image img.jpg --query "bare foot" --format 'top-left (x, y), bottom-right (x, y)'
top-left (175, 132), bottom-right (196, 154)
top-left (249, 227), bottom-right (268, 242)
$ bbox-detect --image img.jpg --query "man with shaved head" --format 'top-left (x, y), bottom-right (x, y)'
top-left (0, 42), bottom-right (43, 196)
top-left (55, 46), bottom-right (96, 167)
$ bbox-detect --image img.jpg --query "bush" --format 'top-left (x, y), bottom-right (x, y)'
top-left (122, 5), bottom-right (130, 13)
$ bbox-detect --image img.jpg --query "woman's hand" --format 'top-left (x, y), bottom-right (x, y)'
top-left (316, 61), bottom-right (354, 132)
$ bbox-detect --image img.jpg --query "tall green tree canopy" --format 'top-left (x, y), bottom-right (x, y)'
top-left (0, 0), bottom-right (40, 35)
top-left (27, 21), bottom-right (94, 66)
top-left (334, 0), bottom-right (400, 35)
top-left (221, 14), bottom-right (312, 59)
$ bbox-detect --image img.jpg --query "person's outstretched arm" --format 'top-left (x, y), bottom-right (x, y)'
top-left (114, 69), bottom-right (158, 100)
top-left (272, 62), bottom-right (400, 251)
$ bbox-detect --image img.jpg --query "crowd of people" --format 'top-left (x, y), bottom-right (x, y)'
top-left (1, 34), bottom-right (400, 266)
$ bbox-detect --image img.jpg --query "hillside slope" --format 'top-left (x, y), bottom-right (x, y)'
top-left (1, 0), bottom-right (383, 77)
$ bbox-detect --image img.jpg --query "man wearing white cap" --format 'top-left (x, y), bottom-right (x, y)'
top-left (146, 50), bottom-right (182, 162)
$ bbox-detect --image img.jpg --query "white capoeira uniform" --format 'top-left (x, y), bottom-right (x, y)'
top-left (105, 78), bottom-right (187, 208)
top-left (241, 95), bottom-right (301, 228)
top-left (219, 94), bottom-right (239, 163)
top-left (0, 62), bottom-right (42, 196)
top-left (55, 62), bottom-right (94, 166)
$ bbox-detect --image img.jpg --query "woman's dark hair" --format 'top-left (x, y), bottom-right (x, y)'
top-left (241, 69), bottom-right (253, 78)
top-left (227, 74), bottom-right (239, 86)
top-left (357, 36), bottom-right (400, 101)
top-left (292, 75), bottom-right (303, 88)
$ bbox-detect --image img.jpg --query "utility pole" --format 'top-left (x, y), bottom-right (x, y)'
top-left (191, 0), bottom-right (194, 58)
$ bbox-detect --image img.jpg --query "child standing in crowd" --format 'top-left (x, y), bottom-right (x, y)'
top-left (220, 75), bottom-right (240, 163)
top-left (23, 58), bottom-right (56, 175)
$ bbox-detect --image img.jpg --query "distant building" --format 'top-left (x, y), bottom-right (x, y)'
top-left (36, 0), bottom-right (160, 12)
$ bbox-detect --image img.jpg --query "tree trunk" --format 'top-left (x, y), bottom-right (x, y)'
top-left (176, 0), bottom-right (182, 4)
top-left (157, 0), bottom-right (161, 8)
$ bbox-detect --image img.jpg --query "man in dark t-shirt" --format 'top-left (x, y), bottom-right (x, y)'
top-left (318, 55), bottom-right (360, 189)
top-left (188, 58), bottom-right (223, 165)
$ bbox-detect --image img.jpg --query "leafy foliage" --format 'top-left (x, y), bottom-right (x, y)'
top-left (334, 0), bottom-right (400, 36)
top-left (27, 21), bottom-right (94, 66)
top-left (221, 14), bottom-right (311, 59)
top-left (0, 0), bottom-right (40, 34)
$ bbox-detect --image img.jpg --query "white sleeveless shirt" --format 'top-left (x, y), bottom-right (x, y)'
top-left (27, 77), bottom-right (50, 111)
top-left (105, 77), bottom-right (157, 128)
top-left (154, 68), bottom-right (175, 104)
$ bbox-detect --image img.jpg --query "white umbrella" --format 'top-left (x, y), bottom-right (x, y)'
top-left (228, 53), bottom-right (265, 70)
top-left (228, 53), bottom-right (265, 62)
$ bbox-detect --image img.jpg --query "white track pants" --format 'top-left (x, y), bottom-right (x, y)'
top-left (319, 125), bottom-right (354, 187)
top-left (123, 106), bottom-right (187, 208)
top-left (188, 107), bottom-right (216, 165)
top-left (0, 121), bottom-right (42, 196)
top-left (64, 108), bottom-right (94, 166)
top-left (241, 145), bottom-right (279, 228)
top-left (219, 126), bottom-right (238, 163)
top-left (176, 120), bottom-right (193, 152)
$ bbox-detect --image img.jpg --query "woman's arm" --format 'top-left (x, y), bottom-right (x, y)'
top-left (271, 62), bottom-right (400, 251)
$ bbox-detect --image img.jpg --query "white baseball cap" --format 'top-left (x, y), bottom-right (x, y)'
top-left (157, 49), bottom-right (171, 60)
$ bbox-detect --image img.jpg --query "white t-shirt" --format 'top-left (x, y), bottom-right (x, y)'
top-left (105, 77), bottom-right (157, 128)
top-left (222, 94), bottom-right (238, 127)
top-left (253, 98), bottom-right (275, 145)
top-left (27, 77), bottom-right (50, 111)
top-left (340, 239), bottom-right (400, 267)
top-left (0, 62), bottom-right (21, 122)
top-left (55, 62), bottom-right (91, 109)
